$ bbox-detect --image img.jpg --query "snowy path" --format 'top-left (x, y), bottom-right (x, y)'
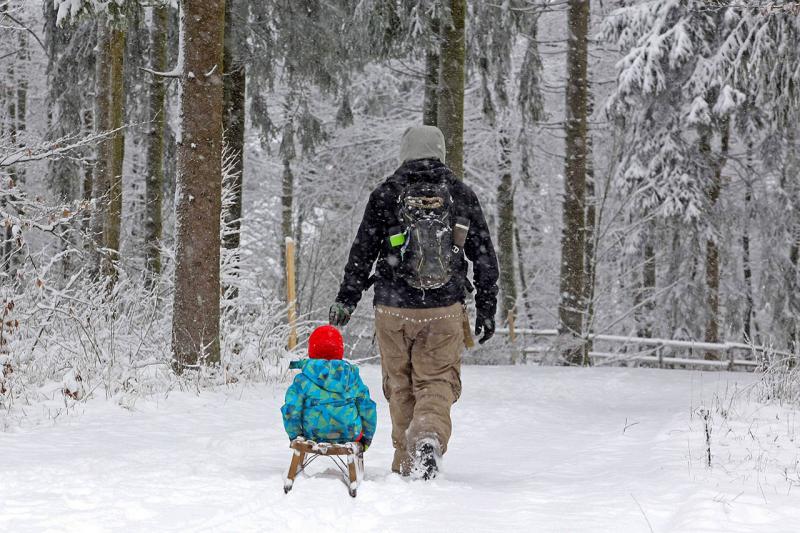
top-left (2, 367), bottom-right (799, 532)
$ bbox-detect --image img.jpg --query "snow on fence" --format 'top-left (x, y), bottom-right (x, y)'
top-left (495, 328), bottom-right (796, 371)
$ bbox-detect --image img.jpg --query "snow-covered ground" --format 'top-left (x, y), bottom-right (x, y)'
top-left (2, 366), bottom-right (799, 532)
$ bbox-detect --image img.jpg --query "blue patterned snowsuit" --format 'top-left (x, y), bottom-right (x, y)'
top-left (281, 359), bottom-right (377, 444)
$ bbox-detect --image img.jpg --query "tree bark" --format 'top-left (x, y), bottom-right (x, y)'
top-left (281, 122), bottom-right (295, 281)
top-left (172, 0), bottom-right (226, 371)
top-left (703, 118), bottom-right (730, 358)
top-left (15, 23), bottom-right (27, 186)
top-left (222, 0), bottom-right (246, 254)
top-left (742, 145), bottom-right (754, 342)
top-left (437, 0), bottom-right (465, 178)
top-left (103, 27), bottom-right (126, 282)
top-left (635, 225), bottom-right (656, 338)
top-left (423, 17), bottom-right (439, 127)
top-left (583, 141), bottom-right (596, 361)
top-left (558, 0), bottom-right (590, 364)
top-left (497, 132), bottom-right (517, 326)
top-left (92, 18), bottom-right (112, 271)
top-left (144, 4), bottom-right (168, 282)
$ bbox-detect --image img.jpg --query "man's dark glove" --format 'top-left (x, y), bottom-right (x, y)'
top-left (329, 302), bottom-right (355, 327)
top-left (474, 309), bottom-right (495, 344)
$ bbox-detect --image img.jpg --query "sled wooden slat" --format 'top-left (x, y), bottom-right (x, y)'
top-left (283, 438), bottom-right (363, 498)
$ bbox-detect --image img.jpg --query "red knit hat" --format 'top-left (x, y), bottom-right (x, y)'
top-left (308, 325), bottom-right (344, 360)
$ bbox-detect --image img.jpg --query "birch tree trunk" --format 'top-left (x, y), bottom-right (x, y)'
top-left (144, 4), bottom-right (168, 281)
top-left (437, 0), bottom-right (465, 178)
top-left (558, 0), bottom-right (590, 364)
top-left (172, 0), bottom-right (226, 371)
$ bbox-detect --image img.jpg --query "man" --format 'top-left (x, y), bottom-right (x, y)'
top-left (330, 125), bottom-right (499, 479)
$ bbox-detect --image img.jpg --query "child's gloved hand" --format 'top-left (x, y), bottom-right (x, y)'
top-left (361, 438), bottom-right (371, 452)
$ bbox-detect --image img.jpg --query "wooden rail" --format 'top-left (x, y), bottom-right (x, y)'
top-left (495, 328), bottom-right (795, 371)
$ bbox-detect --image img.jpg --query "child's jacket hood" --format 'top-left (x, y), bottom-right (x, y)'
top-left (289, 359), bottom-right (360, 396)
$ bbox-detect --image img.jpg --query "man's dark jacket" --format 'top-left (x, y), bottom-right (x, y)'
top-left (335, 159), bottom-right (499, 317)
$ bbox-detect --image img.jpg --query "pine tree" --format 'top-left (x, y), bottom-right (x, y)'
top-left (172, 0), bottom-right (226, 371)
top-left (559, 0), bottom-right (591, 364)
top-left (144, 2), bottom-right (168, 281)
top-left (222, 0), bottom-right (246, 255)
top-left (437, 0), bottom-right (466, 178)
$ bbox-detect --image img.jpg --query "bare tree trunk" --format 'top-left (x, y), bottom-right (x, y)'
top-left (172, 0), bottom-right (226, 371)
top-left (15, 24), bottom-right (27, 186)
top-left (104, 27), bottom-right (126, 282)
top-left (3, 35), bottom-right (17, 274)
top-left (437, 0), bottom-right (465, 178)
top-left (514, 224), bottom-right (533, 324)
top-left (558, 0), bottom-right (590, 364)
top-left (497, 132), bottom-right (517, 326)
top-left (82, 108), bottom-right (94, 243)
top-left (281, 121), bottom-right (295, 280)
top-left (703, 118), bottom-right (730, 358)
top-left (144, 4), bottom-right (168, 282)
top-left (422, 17), bottom-right (439, 127)
top-left (92, 18), bottom-right (112, 272)
top-left (222, 0), bottom-right (246, 261)
top-left (742, 144), bottom-right (755, 342)
top-left (635, 225), bottom-right (656, 338)
top-left (583, 142), bottom-right (596, 361)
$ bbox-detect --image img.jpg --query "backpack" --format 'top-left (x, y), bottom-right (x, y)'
top-left (392, 179), bottom-right (468, 290)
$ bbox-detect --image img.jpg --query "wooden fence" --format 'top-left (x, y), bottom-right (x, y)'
top-left (495, 328), bottom-right (796, 371)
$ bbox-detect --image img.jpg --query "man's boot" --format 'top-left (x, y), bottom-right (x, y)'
top-left (392, 448), bottom-right (412, 476)
top-left (412, 437), bottom-right (441, 480)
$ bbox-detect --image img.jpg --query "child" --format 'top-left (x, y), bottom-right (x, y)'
top-left (281, 325), bottom-right (377, 449)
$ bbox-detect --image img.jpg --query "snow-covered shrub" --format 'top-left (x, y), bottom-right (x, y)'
top-left (0, 158), bottom-right (297, 421)
top-left (755, 352), bottom-right (800, 407)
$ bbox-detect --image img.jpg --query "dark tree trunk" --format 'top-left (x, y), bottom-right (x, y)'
top-left (742, 145), bottom-right (755, 342)
top-left (583, 143), bottom-right (596, 360)
top-left (92, 18), bottom-right (112, 270)
top-left (222, 0), bottom-right (246, 254)
top-left (144, 4), bottom-right (168, 282)
top-left (172, 0), bottom-right (226, 371)
top-left (423, 18), bottom-right (439, 127)
top-left (497, 132), bottom-right (517, 326)
top-left (101, 27), bottom-right (126, 283)
top-left (703, 118), bottom-right (730, 358)
top-left (558, 0), bottom-right (590, 364)
top-left (635, 225), bottom-right (656, 338)
top-left (437, 0), bottom-right (466, 178)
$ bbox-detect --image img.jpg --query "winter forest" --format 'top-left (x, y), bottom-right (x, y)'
top-left (2, 0), bottom-right (800, 531)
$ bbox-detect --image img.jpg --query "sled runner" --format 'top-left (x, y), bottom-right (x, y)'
top-left (283, 437), bottom-right (364, 498)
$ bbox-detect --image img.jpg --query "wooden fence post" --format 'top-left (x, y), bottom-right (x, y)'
top-left (286, 237), bottom-right (297, 351)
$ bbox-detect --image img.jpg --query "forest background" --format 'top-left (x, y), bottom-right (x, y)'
top-left (0, 0), bottom-right (799, 405)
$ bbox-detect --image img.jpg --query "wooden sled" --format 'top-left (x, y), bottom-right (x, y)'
top-left (283, 437), bottom-right (364, 498)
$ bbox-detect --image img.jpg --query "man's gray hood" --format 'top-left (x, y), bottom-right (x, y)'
top-left (399, 125), bottom-right (446, 164)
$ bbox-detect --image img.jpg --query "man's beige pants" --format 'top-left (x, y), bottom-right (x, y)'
top-left (375, 303), bottom-right (466, 474)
